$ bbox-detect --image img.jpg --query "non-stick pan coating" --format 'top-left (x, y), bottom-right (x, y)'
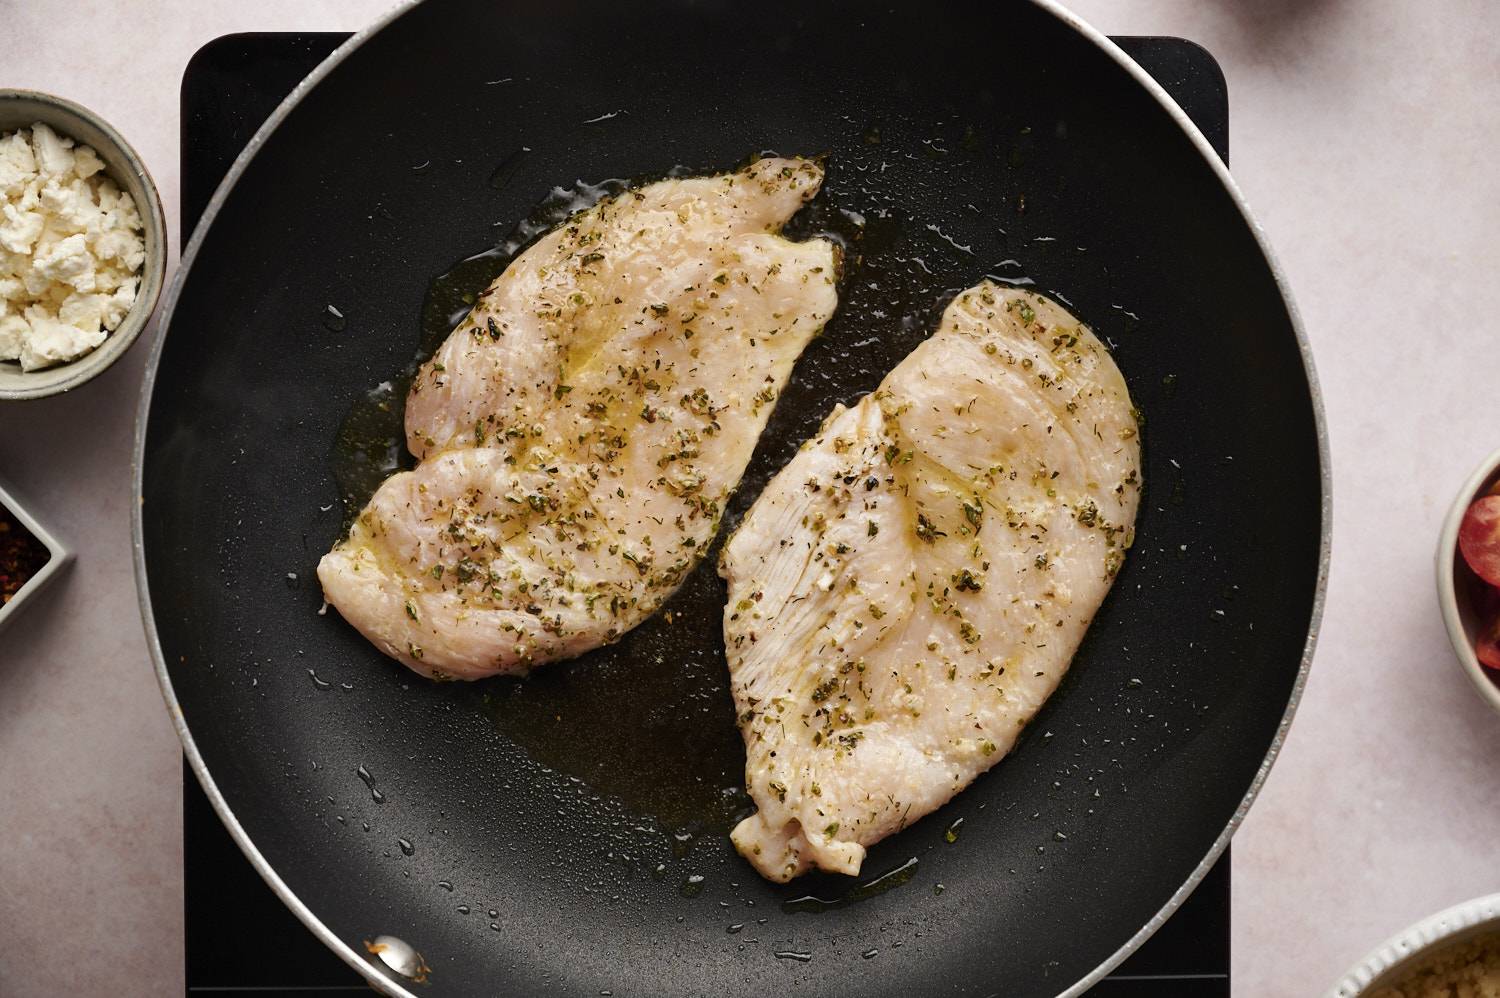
top-left (137, 1), bottom-right (1325, 994)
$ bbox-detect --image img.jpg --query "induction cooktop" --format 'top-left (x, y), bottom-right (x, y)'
top-left (179, 31), bottom-right (1231, 997)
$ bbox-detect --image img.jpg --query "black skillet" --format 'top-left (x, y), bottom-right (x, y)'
top-left (135, 1), bottom-right (1328, 994)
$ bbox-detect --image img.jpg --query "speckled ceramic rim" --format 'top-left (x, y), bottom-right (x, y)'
top-left (0, 476), bottom-right (73, 633)
top-left (130, 4), bottom-right (1333, 995)
top-left (1325, 892), bottom-right (1500, 996)
top-left (1435, 446), bottom-right (1500, 716)
top-left (0, 89), bottom-right (168, 400)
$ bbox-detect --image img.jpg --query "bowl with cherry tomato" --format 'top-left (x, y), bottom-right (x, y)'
top-left (1438, 447), bottom-right (1500, 714)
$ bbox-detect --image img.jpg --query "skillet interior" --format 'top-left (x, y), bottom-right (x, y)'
top-left (142, 1), bottom-right (1322, 994)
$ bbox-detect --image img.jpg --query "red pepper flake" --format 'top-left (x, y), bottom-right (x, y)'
top-left (0, 507), bottom-right (49, 604)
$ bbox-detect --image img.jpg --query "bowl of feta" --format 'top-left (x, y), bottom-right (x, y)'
top-left (0, 90), bottom-right (166, 399)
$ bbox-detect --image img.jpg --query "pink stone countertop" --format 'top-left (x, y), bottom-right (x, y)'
top-left (3, 1), bottom-right (1498, 995)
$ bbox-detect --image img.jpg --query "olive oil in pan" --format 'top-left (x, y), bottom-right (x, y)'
top-left (780, 856), bottom-right (920, 914)
top-left (329, 167), bottom-right (757, 835)
top-left (326, 125), bottom-right (1138, 848)
top-left (476, 556), bottom-right (755, 836)
top-left (330, 177), bottom-right (629, 531)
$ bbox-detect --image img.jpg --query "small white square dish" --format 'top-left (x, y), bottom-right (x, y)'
top-left (0, 476), bottom-right (71, 633)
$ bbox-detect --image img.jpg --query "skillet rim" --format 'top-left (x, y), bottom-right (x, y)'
top-left (130, 2), bottom-right (1333, 993)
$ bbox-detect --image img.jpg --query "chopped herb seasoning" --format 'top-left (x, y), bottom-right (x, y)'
top-left (962, 498), bottom-right (983, 530)
top-left (915, 513), bottom-right (945, 543)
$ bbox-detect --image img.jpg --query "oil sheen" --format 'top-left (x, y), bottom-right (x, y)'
top-left (328, 127), bottom-right (1101, 843)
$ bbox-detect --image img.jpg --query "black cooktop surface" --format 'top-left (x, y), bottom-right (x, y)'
top-left (180, 31), bottom-right (1231, 997)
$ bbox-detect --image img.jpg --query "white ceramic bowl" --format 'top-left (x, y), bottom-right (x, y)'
top-left (1436, 445), bottom-right (1500, 718)
top-left (0, 89), bottom-right (167, 400)
top-left (1326, 892), bottom-right (1500, 996)
top-left (0, 476), bottom-right (71, 634)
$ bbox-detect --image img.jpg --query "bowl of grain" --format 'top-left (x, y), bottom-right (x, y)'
top-left (0, 89), bottom-right (166, 400)
top-left (1326, 893), bottom-right (1500, 997)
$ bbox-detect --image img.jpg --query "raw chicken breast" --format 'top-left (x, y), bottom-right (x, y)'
top-left (722, 282), bottom-right (1141, 881)
top-left (319, 158), bottom-right (837, 680)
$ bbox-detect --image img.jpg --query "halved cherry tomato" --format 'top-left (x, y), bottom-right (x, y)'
top-left (1478, 610), bottom-right (1500, 671)
top-left (1458, 495), bottom-right (1500, 586)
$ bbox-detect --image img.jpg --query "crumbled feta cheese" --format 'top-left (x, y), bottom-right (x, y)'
top-left (0, 311), bottom-right (27, 361)
top-left (0, 132), bottom-right (36, 198)
top-left (13, 177), bottom-right (42, 213)
top-left (21, 262), bottom-right (52, 297)
top-left (0, 203), bottom-right (43, 254)
top-left (93, 264), bottom-right (127, 295)
top-left (19, 304), bottom-right (106, 371)
top-left (41, 178), bottom-right (101, 234)
top-left (102, 279), bottom-right (137, 329)
top-left (72, 145), bottom-right (104, 180)
top-left (58, 291), bottom-right (106, 331)
top-left (30, 123), bottom-right (75, 177)
top-left (0, 122), bottom-right (146, 370)
top-left (92, 227), bottom-right (144, 271)
top-left (94, 177), bottom-right (122, 212)
top-left (109, 191), bottom-right (141, 234)
top-left (32, 233), bottom-right (95, 291)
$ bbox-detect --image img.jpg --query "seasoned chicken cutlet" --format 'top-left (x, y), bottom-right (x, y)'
top-left (319, 158), bottom-right (837, 680)
top-left (722, 283), bottom-right (1141, 881)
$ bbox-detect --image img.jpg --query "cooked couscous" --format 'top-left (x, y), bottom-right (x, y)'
top-left (1371, 933), bottom-right (1500, 998)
